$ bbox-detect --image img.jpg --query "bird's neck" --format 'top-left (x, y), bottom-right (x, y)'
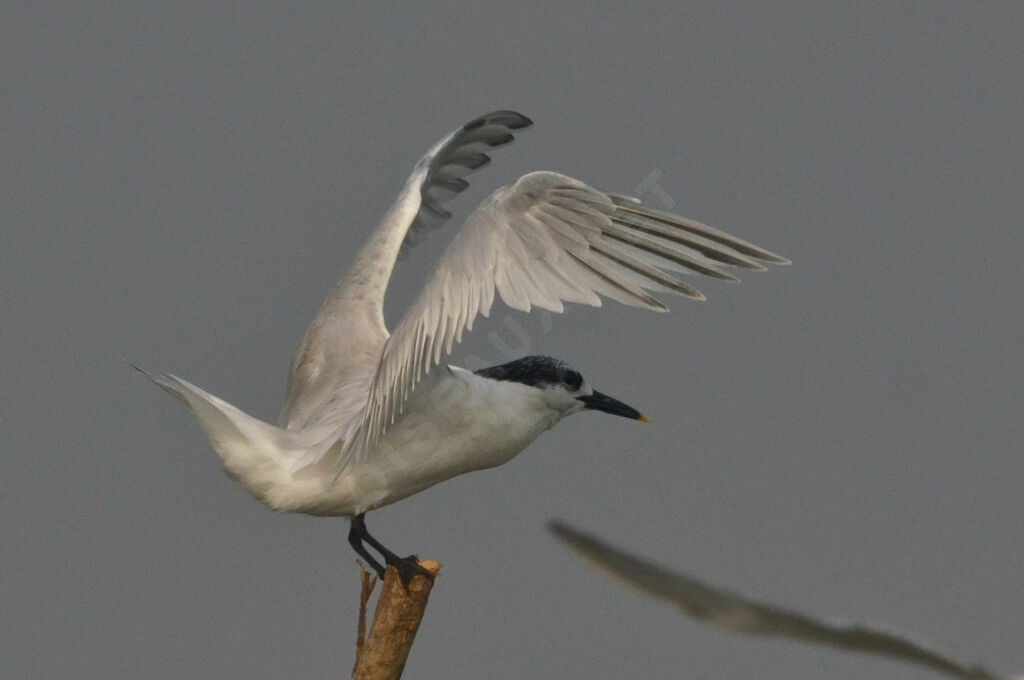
top-left (464, 370), bottom-right (569, 434)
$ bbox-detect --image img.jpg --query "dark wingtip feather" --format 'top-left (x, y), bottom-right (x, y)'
top-left (404, 111), bottom-right (534, 254)
top-left (464, 110), bottom-right (533, 131)
top-left (420, 201), bottom-right (452, 221)
top-left (483, 132), bottom-right (515, 147)
top-left (431, 174), bottom-right (470, 193)
top-left (452, 150), bottom-right (492, 169)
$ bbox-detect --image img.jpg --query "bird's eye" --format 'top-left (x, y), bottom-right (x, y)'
top-left (563, 370), bottom-right (582, 390)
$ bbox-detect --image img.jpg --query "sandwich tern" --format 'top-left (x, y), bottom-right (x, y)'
top-left (138, 110), bottom-right (788, 582)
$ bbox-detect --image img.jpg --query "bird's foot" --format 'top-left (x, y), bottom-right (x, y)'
top-left (386, 554), bottom-right (434, 585)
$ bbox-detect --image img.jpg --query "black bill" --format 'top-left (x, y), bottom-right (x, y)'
top-left (577, 390), bottom-right (650, 422)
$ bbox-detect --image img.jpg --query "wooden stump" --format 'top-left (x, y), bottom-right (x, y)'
top-left (352, 560), bottom-right (441, 680)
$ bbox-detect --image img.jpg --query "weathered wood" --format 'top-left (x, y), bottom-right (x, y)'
top-left (351, 560), bottom-right (441, 680)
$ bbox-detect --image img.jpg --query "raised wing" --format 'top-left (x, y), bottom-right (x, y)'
top-left (324, 169), bottom-right (788, 478)
top-left (401, 110), bottom-right (534, 256)
top-left (280, 111), bottom-right (533, 429)
top-left (550, 522), bottom-right (1009, 680)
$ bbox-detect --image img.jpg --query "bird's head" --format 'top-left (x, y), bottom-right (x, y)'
top-left (474, 355), bottom-right (649, 423)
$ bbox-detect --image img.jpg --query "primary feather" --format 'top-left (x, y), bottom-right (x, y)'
top-left (294, 114), bottom-right (788, 484)
top-left (140, 110), bottom-right (788, 515)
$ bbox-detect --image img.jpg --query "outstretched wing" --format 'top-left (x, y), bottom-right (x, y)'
top-left (324, 169), bottom-right (788, 478)
top-left (280, 111), bottom-right (533, 430)
top-left (549, 522), bottom-right (1009, 680)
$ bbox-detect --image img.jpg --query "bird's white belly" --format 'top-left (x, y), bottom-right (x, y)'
top-left (315, 367), bottom-right (555, 515)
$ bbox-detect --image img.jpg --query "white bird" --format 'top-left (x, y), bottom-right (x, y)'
top-left (138, 110), bottom-right (789, 582)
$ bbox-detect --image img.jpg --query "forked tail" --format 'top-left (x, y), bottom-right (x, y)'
top-left (132, 365), bottom-right (316, 510)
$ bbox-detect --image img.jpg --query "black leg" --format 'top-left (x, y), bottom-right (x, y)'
top-left (348, 514), bottom-right (386, 578)
top-left (349, 513), bottom-right (432, 584)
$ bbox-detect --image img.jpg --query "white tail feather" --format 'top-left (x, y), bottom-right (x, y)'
top-left (133, 365), bottom-right (319, 511)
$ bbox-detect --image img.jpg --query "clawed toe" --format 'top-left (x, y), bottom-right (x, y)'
top-left (348, 513), bottom-right (432, 585)
top-left (389, 555), bottom-right (433, 585)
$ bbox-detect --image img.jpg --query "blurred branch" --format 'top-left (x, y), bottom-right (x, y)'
top-left (351, 560), bottom-right (441, 680)
top-left (352, 565), bottom-right (379, 674)
top-left (550, 521), bottom-right (1012, 680)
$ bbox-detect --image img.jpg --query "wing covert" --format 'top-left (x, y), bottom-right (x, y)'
top-left (280, 111), bottom-right (532, 430)
top-left (325, 170), bottom-right (788, 479)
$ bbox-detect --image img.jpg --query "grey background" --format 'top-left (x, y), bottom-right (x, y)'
top-left (4, 3), bottom-right (1022, 679)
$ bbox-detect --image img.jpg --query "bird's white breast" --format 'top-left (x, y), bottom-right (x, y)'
top-left (313, 366), bottom-right (561, 515)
